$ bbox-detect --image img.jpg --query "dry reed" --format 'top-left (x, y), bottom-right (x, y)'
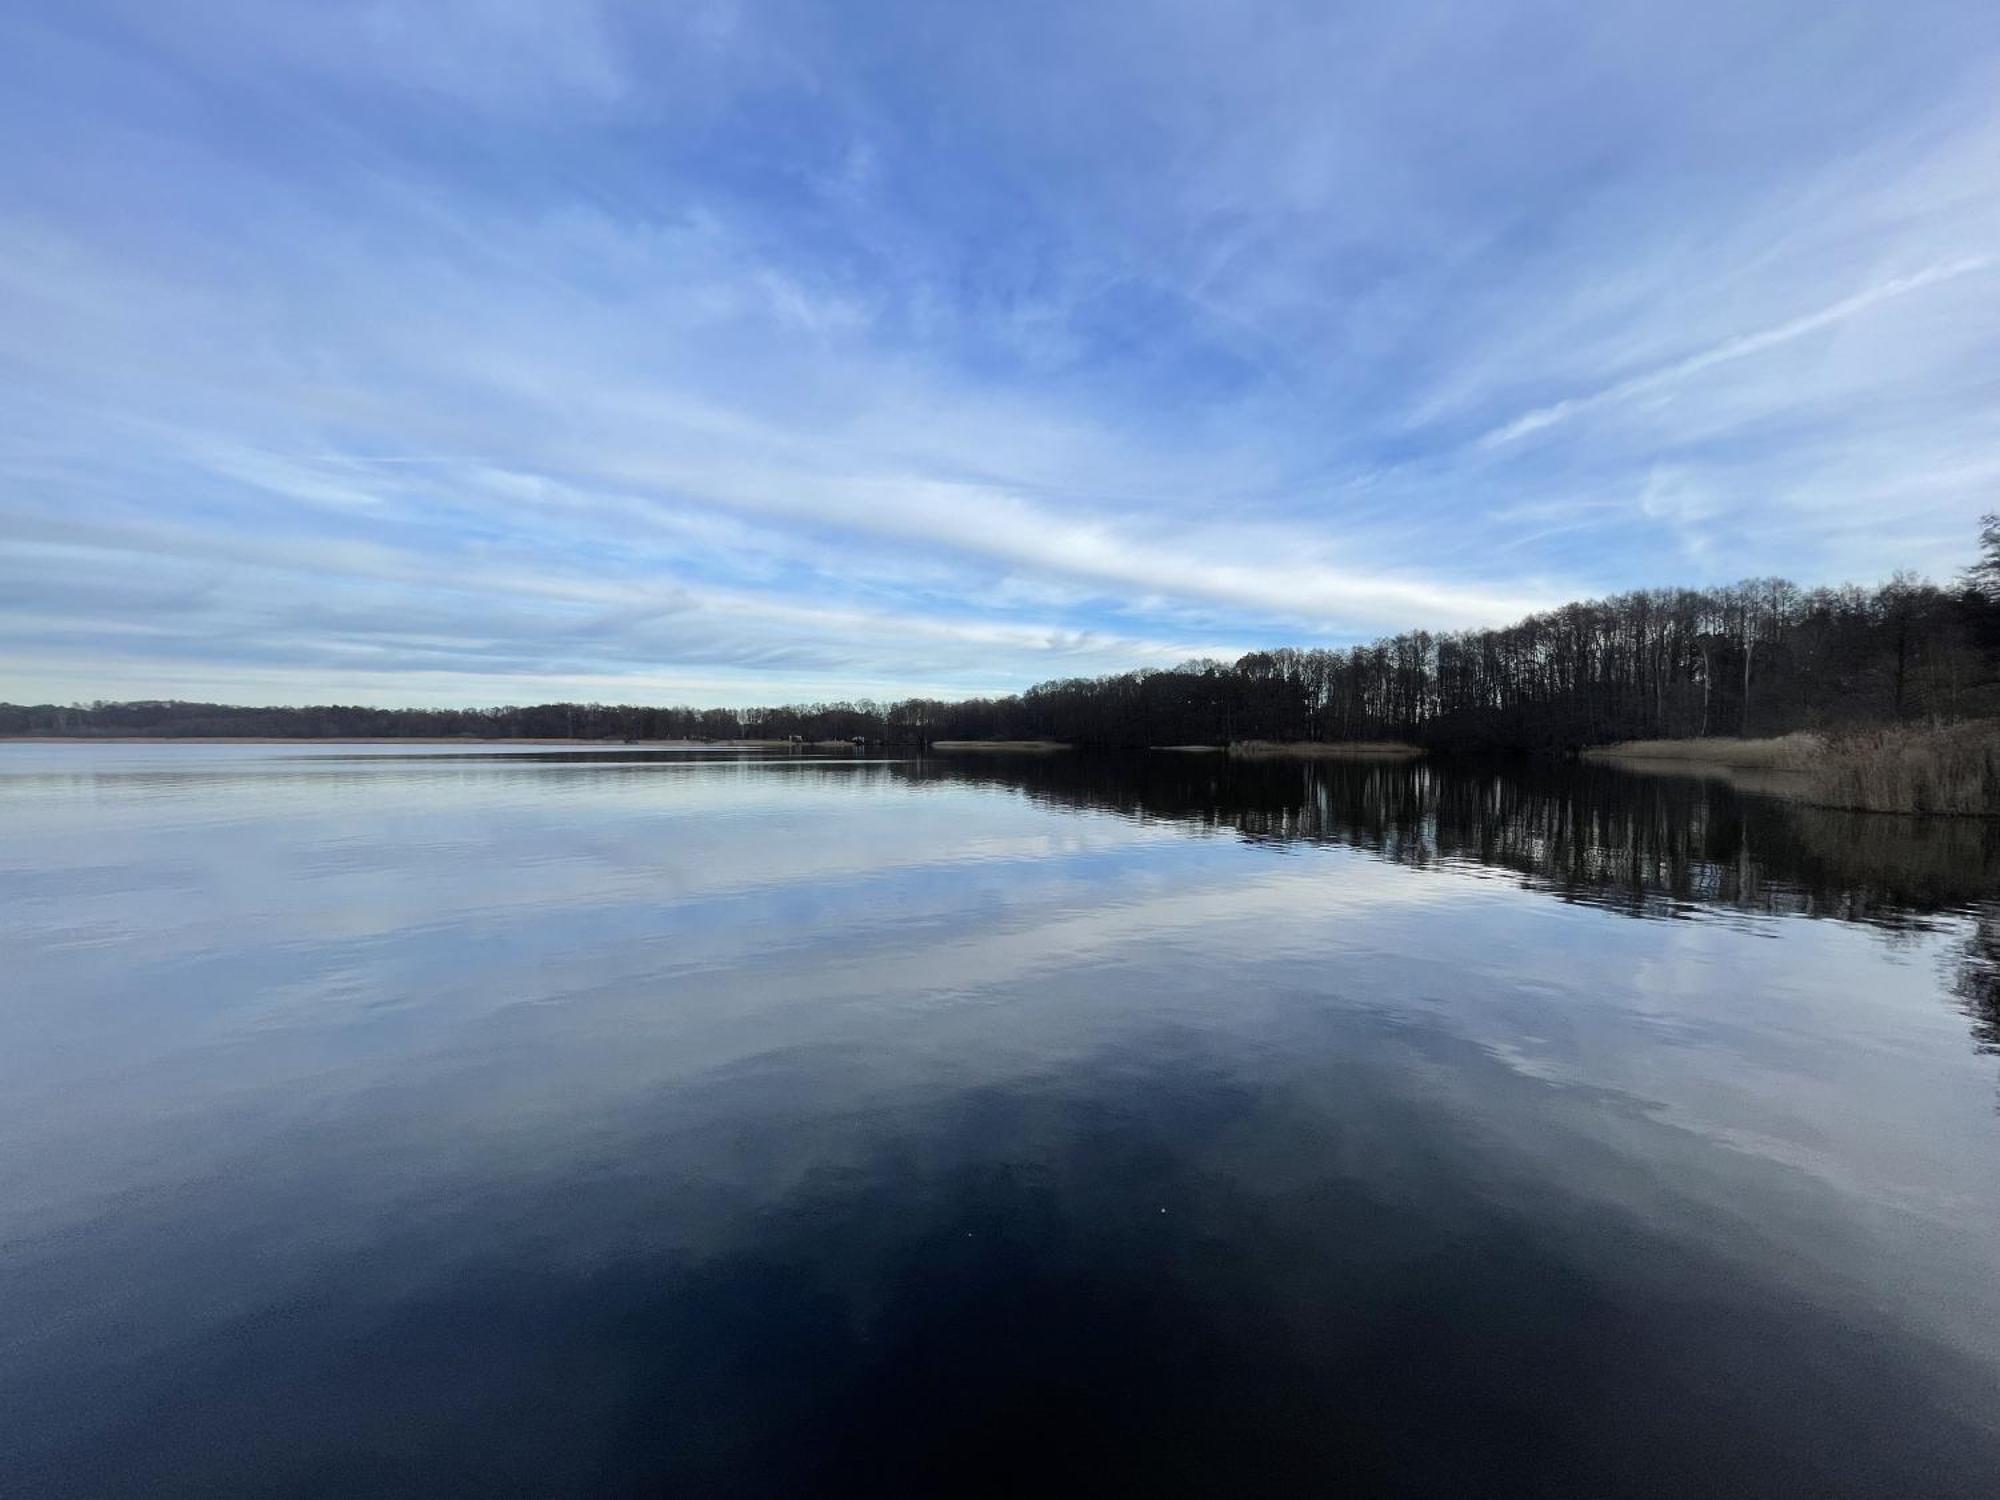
top-left (1582, 734), bottom-right (1820, 770)
top-left (1806, 722), bottom-right (2000, 816)
top-left (1228, 740), bottom-right (1424, 759)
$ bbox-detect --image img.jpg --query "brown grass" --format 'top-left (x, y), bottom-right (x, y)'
top-left (1805, 722), bottom-right (2000, 816)
top-left (1582, 734), bottom-right (1821, 770)
top-left (1228, 739), bottom-right (1424, 759)
top-left (1588, 724), bottom-right (2000, 815)
top-left (926, 739), bottom-right (1070, 751)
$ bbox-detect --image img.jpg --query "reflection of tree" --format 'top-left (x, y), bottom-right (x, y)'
top-left (900, 751), bottom-right (2000, 1068)
top-left (902, 754), bottom-right (2000, 929)
top-left (1952, 903), bottom-right (2000, 1055)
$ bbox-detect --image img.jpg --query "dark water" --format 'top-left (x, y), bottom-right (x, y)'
top-left (4, 744), bottom-right (2000, 1496)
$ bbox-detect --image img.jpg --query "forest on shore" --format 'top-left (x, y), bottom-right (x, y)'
top-left (9, 524), bottom-right (2000, 753)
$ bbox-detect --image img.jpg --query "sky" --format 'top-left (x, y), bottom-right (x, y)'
top-left (1, 1), bottom-right (1997, 708)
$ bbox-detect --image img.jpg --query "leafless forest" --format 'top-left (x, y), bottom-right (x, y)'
top-left (12, 526), bottom-right (2000, 754)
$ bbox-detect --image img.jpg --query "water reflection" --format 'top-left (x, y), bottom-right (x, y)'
top-left (908, 753), bottom-right (2000, 1068)
top-left (4, 745), bottom-right (2000, 1496)
top-left (1955, 904), bottom-right (2000, 1055)
top-left (906, 752), bottom-right (2000, 925)
top-left (16, 745), bottom-right (1995, 923)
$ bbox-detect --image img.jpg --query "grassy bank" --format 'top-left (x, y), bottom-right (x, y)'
top-left (1228, 740), bottom-right (1423, 759)
top-left (1806, 722), bottom-right (2000, 816)
top-left (926, 739), bottom-right (1069, 751)
top-left (1581, 734), bottom-right (1819, 770)
top-left (1587, 723), bottom-right (2000, 815)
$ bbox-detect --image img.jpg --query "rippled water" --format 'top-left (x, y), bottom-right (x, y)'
top-left (4, 743), bottom-right (1999, 1495)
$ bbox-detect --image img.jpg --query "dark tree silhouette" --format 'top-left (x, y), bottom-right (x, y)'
top-left (8, 530), bottom-right (2000, 752)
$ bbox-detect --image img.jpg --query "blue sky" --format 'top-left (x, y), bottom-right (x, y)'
top-left (2, 1), bottom-right (1997, 707)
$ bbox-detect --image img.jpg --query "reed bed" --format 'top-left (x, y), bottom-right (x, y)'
top-left (1582, 734), bottom-right (1820, 770)
top-left (927, 739), bottom-right (1070, 751)
top-left (1228, 740), bottom-right (1424, 759)
top-left (1807, 722), bottom-right (2000, 816)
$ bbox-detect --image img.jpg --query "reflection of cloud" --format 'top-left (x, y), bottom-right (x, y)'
top-left (11, 743), bottom-right (2000, 1437)
top-left (14, 931), bottom-right (2000, 1493)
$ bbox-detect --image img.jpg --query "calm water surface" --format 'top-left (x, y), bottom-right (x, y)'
top-left (4, 743), bottom-right (2000, 1495)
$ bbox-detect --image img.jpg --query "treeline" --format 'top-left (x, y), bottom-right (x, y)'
top-left (1009, 572), bottom-right (2000, 750)
top-left (8, 560), bottom-right (2000, 751)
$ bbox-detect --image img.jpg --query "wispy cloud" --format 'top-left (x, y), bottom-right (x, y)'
top-left (1480, 256), bottom-right (1995, 447)
top-left (1, 1), bottom-right (1998, 705)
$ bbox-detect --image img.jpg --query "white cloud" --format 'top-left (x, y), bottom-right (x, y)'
top-left (3, 1), bottom-right (1999, 702)
top-left (1480, 256), bottom-right (1995, 448)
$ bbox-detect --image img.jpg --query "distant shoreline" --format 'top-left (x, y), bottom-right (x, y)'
top-left (1227, 740), bottom-right (1424, 759)
top-left (926, 739), bottom-right (1069, 751)
top-left (0, 736), bottom-right (850, 747)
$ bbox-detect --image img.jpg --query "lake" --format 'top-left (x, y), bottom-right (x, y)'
top-left (4, 743), bottom-right (1999, 1495)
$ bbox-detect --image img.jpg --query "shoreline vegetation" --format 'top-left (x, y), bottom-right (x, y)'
top-left (1589, 722), bottom-right (2000, 817)
top-left (926, 739), bottom-right (1069, 751)
top-left (1228, 739), bottom-right (1423, 758)
top-left (1583, 735), bottom-right (1819, 770)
